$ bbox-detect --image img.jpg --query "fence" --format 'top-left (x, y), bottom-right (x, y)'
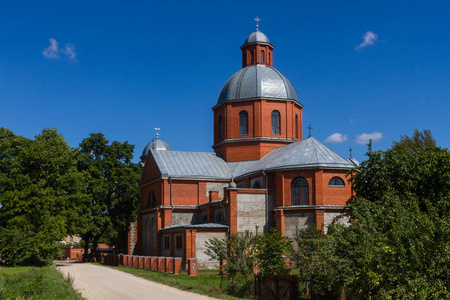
top-left (77, 254), bottom-right (198, 276)
top-left (254, 273), bottom-right (299, 300)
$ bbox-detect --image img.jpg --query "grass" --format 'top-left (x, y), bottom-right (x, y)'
top-left (0, 265), bottom-right (83, 300)
top-left (99, 264), bottom-right (248, 299)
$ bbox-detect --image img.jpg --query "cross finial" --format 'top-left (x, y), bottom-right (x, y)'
top-left (154, 127), bottom-right (160, 139)
top-left (254, 16), bottom-right (261, 31)
top-left (349, 148), bottom-right (353, 158)
top-left (307, 124), bottom-right (313, 137)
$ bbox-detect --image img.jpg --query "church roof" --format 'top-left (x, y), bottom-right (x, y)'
top-left (244, 30), bottom-right (270, 45)
top-left (229, 137), bottom-right (356, 178)
top-left (149, 138), bottom-right (355, 181)
top-left (150, 149), bottom-right (231, 180)
top-left (142, 138), bottom-right (171, 157)
top-left (217, 65), bottom-right (299, 104)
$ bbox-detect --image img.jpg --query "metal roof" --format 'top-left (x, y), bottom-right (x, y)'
top-left (160, 223), bottom-right (229, 231)
top-left (149, 138), bottom-right (356, 181)
top-left (244, 30), bottom-right (270, 44)
top-left (230, 137), bottom-right (357, 178)
top-left (150, 149), bottom-right (231, 180)
top-left (217, 65), bottom-right (299, 104)
top-left (142, 138), bottom-right (171, 156)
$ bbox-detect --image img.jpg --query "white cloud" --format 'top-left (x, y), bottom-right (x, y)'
top-left (324, 133), bottom-right (348, 144)
top-left (354, 31), bottom-right (378, 50)
top-left (62, 43), bottom-right (77, 61)
top-left (355, 132), bottom-right (383, 144)
top-left (43, 38), bottom-right (77, 61)
top-left (42, 38), bottom-right (59, 59)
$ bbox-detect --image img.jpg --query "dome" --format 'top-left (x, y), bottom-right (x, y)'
top-left (217, 64), bottom-right (299, 104)
top-left (244, 30), bottom-right (270, 45)
top-left (142, 138), bottom-right (171, 157)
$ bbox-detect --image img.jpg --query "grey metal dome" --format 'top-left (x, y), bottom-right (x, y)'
top-left (142, 138), bottom-right (171, 157)
top-left (244, 30), bottom-right (270, 44)
top-left (217, 65), bottom-right (299, 104)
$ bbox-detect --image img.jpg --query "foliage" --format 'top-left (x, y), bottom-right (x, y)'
top-left (205, 230), bottom-right (258, 280)
top-left (77, 133), bottom-right (140, 255)
top-left (291, 226), bottom-right (347, 299)
top-left (256, 228), bottom-right (292, 275)
top-left (0, 128), bottom-right (86, 266)
top-left (0, 266), bottom-right (83, 299)
top-left (391, 128), bottom-right (436, 155)
top-left (340, 142), bottom-right (450, 298)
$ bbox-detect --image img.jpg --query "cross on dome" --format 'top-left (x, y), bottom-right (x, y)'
top-left (307, 124), bottom-right (313, 137)
top-left (154, 127), bottom-right (160, 138)
top-left (254, 16), bottom-right (261, 31)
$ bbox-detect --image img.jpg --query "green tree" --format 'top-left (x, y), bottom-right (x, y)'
top-left (292, 226), bottom-right (347, 299)
top-left (339, 143), bottom-right (450, 299)
top-left (256, 228), bottom-right (292, 275)
top-left (205, 230), bottom-right (258, 296)
top-left (77, 133), bottom-right (140, 256)
top-left (391, 128), bottom-right (436, 154)
top-left (0, 128), bottom-right (86, 266)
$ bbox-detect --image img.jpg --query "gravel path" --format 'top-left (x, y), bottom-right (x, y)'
top-left (56, 261), bottom-right (215, 300)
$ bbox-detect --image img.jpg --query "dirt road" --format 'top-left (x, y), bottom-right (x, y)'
top-left (56, 261), bottom-right (215, 300)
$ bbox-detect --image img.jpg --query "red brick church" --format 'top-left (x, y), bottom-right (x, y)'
top-left (128, 26), bottom-right (357, 268)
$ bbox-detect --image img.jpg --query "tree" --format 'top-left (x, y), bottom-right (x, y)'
top-left (256, 228), bottom-right (292, 275)
top-left (291, 226), bottom-right (348, 299)
top-left (77, 133), bottom-right (140, 256)
top-left (205, 230), bottom-right (258, 297)
top-left (391, 128), bottom-right (436, 154)
top-left (0, 128), bottom-right (86, 266)
top-left (339, 140), bottom-right (450, 298)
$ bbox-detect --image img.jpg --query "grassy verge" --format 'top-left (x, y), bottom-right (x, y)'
top-left (100, 264), bottom-right (247, 299)
top-left (0, 265), bottom-right (83, 300)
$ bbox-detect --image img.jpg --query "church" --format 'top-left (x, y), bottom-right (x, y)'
top-left (128, 25), bottom-right (357, 269)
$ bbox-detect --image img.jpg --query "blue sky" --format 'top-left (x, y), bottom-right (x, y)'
top-left (1, 0), bottom-right (449, 163)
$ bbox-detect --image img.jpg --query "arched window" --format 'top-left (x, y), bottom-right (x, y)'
top-left (252, 181), bottom-right (261, 189)
top-left (269, 52), bottom-right (271, 65)
top-left (329, 177), bottom-right (345, 187)
top-left (291, 177), bottom-right (309, 205)
top-left (239, 111), bottom-right (248, 135)
top-left (295, 115), bottom-right (299, 139)
top-left (218, 115), bottom-right (223, 139)
top-left (152, 191), bottom-right (156, 207)
top-left (216, 211), bottom-right (224, 223)
top-left (271, 110), bottom-right (281, 135)
top-left (261, 50), bottom-right (265, 64)
top-left (250, 50), bottom-right (254, 64)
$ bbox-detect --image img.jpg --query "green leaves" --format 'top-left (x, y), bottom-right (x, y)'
top-left (0, 128), bottom-right (140, 265)
top-left (77, 133), bottom-right (140, 253)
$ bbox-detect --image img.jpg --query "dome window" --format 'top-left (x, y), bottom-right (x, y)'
top-left (239, 111), bottom-right (248, 135)
top-left (291, 177), bottom-right (309, 205)
top-left (250, 50), bottom-right (254, 64)
top-left (261, 50), bottom-right (265, 64)
top-left (329, 177), bottom-right (345, 187)
top-left (295, 115), bottom-right (299, 139)
top-left (271, 110), bottom-right (281, 135)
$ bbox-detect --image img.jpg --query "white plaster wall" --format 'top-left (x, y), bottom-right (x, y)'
top-left (323, 212), bottom-right (350, 234)
top-left (237, 193), bottom-right (266, 233)
top-left (172, 212), bottom-right (195, 225)
top-left (141, 213), bottom-right (157, 256)
top-left (206, 182), bottom-right (228, 198)
top-left (196, 231), bottom-right (226, 269)
top-left (284, 212), bottom-right (315, 240)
